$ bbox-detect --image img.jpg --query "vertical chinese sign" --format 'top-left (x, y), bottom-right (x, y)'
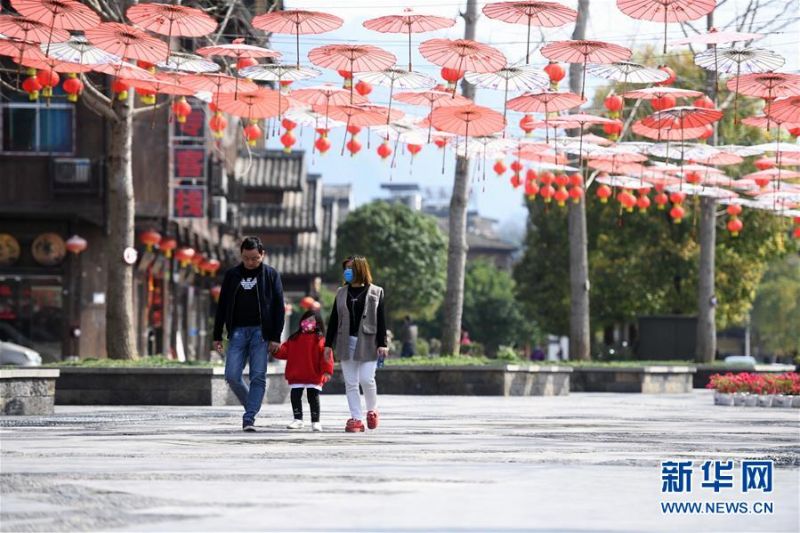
top-left (170, 100), bottom-right (207, 220)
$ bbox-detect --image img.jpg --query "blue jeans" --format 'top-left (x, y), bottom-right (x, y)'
top-left (225, 326), bottom-right (268, 424)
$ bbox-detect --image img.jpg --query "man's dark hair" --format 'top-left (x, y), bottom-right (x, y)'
top-left (241, 236), bottom-right (265, 254)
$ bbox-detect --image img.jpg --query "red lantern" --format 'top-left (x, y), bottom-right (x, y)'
top-left (243, 121), bottom-right (262, 147)
top-left (524, 178), bottom-right (539, 197)
top-left (651, 94), bottom-right (676, 111)
top-left (36, 69), bottom-right (60, 98)
top-left (136, 60), bottom-right (155, 71)
top-left (280, 131), bottom-right (296, 153)
top-left (62, 73), bottom-right (83, 102)
top-left (540, 184), bottom-right (555, 203)
top-left (793, 216), bottom-right (800, 225)
top-left (338, 69), bottom-right (353, 88)
top-left (210, 285), bottom-right (222, 302)
top-left (493, 160), bottom-right (507, 176)
top-left (159, 238), bottom-right (177, 258)
top-left (281, 118), bottom-right (297, 130)
top-left (554, 186), bottom-right (569, 207)
top-left (136, 87), bottom-right (156, 105)
top-left (209, 113), bottom-right (227, 139)
top-left (698, 124), bottom-right (713, 140)
top-left (794, 227), bottom-right (800, 239)
top-left (203, 258), bottom-right (221, 275)
top-left (237, 57), bottom-right (258, 70)
top-left (315, 134), bottom-right (332, 154)
top-left (670, 205), bottom-right (685, 224)
top-left (604, 94), bottom-right (623, 113)
top-left (540, 171), bottom-right (554, 185)
top-left (377, 141), bottom-right (392, 160)
top-left (789, 127), bottom-right (800, 137)
top-left (112, 79), bottom-right (129, 101)
top-left (346, 138), bottom-right (362, 156)
top-left (65, 235), bottom-right (87, 255)
top-left (22, 70), bottom-right (41, 101)
top-left (569, 186), bottom-right (583, 203)
top-left (519, 114), bottom-right (536, 136)
top-left (440, 67), bottom-right (464, 88)
top-left (407, 143), bottom-right (422, 157)
top-left (727, 217), bottom-right (743, 237)
top-left (279, 79), bottom-right (293, 93)
top-left (208, 101), bottom-right (219, 113)
top-left (434, 137), bottom-right (447, 149)
top-left (686, 171), bottom-right (702, 185)
top-left (693, 95), bottom-right (714, 109)
top-left (172, 96), bottom-right (192, 124)
top-left (602, 120), bottom-right (622, 138)
top-left (669, 191), bottom-right (686, 205)
top-left (510, 173), bottom-right (522, 189)
top-left (191, 253), bottom-right (205, 269)
top-left (618, 190), bottom-right (636, 212)
top-left (525, 168), bottom-right (538, 183)
top-left (636, 193), bottom-right (651, 213)
top-left (510, 160), bottom-right (524, 174)
top-left (355, 80), bottom-right (372, 96)
top-left (755, 176), bottom-right (770, 189)
top-left (569, 173), bottom-right (582, 188)
top-left (544, 61), bottom-right (565, 89)
top-left (754, 157), bottom-right (774, 171)
top-left (175, 247), bottom-right (195, 267)
top-left (654, 191), bottom-right (669, 209)
top-left (726, 204), bottom-right (743, 216)
top-left (139, 230), bottom-right (162, 251)
top-left (347, 124), bottom-right (361, 135)
top-left (596, 184), bottom-right (612, 203)
top-left (657, 65), bottom-right (676, 86)
top-left (554, 174), bottom-right (569, 188)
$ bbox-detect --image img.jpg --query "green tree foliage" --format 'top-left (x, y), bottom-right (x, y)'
top-left (751, 255), bottom-right (800, 358)
top-left (334, 201), bottom-right (447, 320)
top-left (515, 49), bottom-right (792, 338)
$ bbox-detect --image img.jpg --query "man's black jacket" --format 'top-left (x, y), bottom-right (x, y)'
top-left (213, 263), bottom-right (285, 343)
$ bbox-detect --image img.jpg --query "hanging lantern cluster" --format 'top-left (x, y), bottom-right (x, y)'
top-left (209, 102), bottom-right (228, 139)
top-left (160, 238), bottom-right (177, 258)
top-left (139, 229), bottom-right (162, 251)
top-left (493, 159), bottom-right (507, 177)
top-left (175, 247), bottom-right (196, 268)
top-left (669, 191), bottom-right (686, 224)
top-left (172, 96), bottom-right (192, 124)
top-left (22, 69), bottom-right (41, 100)
top-left (377, 141), bottom-right (392, 161)
top-left (280, 118), bottom-right (297, 153)
top-left (726, 204), bottom-right (744, 237)
top-left (63, 73), bottom-right (84, 102)
top-left (346, 125), bottom-right (362, 156)
top-left (315, 128), bottom-right (332, 155)
top-left (636, 188), bottom-right (651, 213)
top-left (617, 189), bottom-right (636, 212)
top-left (519, 114), bottom-right (536, 137)
top-left (654, 185), bottom-right (669, 210)
top-left (596, 183), bottom-right (612, 203)
top-left (509, 160), bottom-right (523, 188)
top-left (543, 61), bottom-right (565, 90)
top-left (519, 171), bottom-right (583, 208)
top-left (135, 61), bottom-right (157, 105)
top-left (243, 120), bottom-right (262, 147)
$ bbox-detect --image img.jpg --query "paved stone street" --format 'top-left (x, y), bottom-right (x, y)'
top-left (1, 391), bottom-right (798, 532)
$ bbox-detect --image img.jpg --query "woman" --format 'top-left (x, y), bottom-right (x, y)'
top-left (324, 255), bottom-right (388, 433)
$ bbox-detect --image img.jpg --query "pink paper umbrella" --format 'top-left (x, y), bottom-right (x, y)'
top-left (0, 36), bottom-right (47, 68)
top-left (10, 0), bottom-right (100, 54)
top-left (431, 103), bottom-right (505, 160)
top-left (395, 86), bottom-right (471, 142)
top-left (308, 44), bottom-right (396, 104)
top-left (616, 0), bottom-right (716, 53)
top-left (507, 90), bottom-right (585, 142)
top-left (482, 1), bottom-right (577, 64)
top-left (540, 40), bottom-right (632, 98)
top-left (126, 3), bottom-right (218, 61)
top-left (765, 96), bottom-right (800, 127)
top-left (419, 38), bottom-right (507, 95)
top-left (364, 8), bottom-right (455, 71)
top-left (253, 9), bottom-right (344, 69)
top-left (85, 23), bottom-right (169, 64)
top-left (292, 84), bottom-right (368, 129)
top-left (215, 88), bottom-right (290, 121)
top-left (0, 15), bottom-right (70, 45)
top-left (631, 120), bottom-right (710, 141)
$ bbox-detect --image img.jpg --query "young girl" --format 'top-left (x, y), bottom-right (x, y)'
top-left (274, 310), bottom-right (334, 432)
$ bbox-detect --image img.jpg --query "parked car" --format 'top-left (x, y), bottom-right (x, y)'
top-left (0, 341), bottom-right (42, 367)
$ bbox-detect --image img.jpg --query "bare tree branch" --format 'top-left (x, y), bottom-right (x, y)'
top-left (80, 76), bottom-right (119, 121)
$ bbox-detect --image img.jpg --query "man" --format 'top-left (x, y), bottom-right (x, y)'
top-left (399, 315), bottom-right (418, 358)
top-left (213, 237), bottom-right (285, 432)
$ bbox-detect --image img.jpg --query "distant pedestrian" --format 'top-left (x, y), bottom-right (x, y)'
top-left (399, 315), bottom-right (418, 358)
top-left (530, 346), bottom-right (546, 361)
top-left (273, 310), bottom-right (334, 432)
top-left (213, 237), bottom-right (285, 432)
top-left (324, 256), bottom-right (388, 433)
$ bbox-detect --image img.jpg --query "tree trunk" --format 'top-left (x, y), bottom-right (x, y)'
top-left (696, 12), bottom-right (717, 363)
top-left (440, 0), bottom-right (477, 356)
top-left (567, 0), bottom-right (592, 361)
top-left (105, 99), bottom-right (137, 359)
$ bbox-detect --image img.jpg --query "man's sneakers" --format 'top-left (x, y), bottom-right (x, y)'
top-left (286, 419), bottom-right (304, 430)
top-left (311, 422), bottom-right (323, 432)
top-left (367, 410), bottom-right (379, 430)
top-left (242, 421), bottom-right (256, 432)
top-left (345, 418), bottom-right (365, 433)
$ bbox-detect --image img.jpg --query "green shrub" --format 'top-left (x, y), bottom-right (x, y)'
top-left (415, 338), bottom-right (430, 357)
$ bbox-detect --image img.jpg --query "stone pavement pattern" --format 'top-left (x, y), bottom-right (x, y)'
top-left (1, 391), bottom-right (798, 532)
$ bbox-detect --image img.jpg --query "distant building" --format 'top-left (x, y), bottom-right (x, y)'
top-left (380, 183), bottom-right (423, 211)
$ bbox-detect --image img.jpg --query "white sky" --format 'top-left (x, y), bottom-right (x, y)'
top-left (264, 0), bottom-right (800, 227)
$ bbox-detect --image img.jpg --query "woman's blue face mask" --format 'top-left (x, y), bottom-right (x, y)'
top-left (343, 268), bottom-right (354, 283)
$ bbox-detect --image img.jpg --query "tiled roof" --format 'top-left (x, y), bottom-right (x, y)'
top-left (235, 149), bottom-right (305, 191)
top-left (265, 232), bottom-right (324, 277)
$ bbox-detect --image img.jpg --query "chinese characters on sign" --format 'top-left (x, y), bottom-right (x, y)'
top-left (171, 99), bottom-right (207, 220)
top-left (661, 460), bottom-right (773, 493)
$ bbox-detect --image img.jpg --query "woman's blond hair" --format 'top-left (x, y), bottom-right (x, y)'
top-left (342, 255), bottom-right (373, 285)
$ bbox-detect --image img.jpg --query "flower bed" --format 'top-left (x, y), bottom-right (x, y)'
top-left (707, 372), bottom-right (800, 408)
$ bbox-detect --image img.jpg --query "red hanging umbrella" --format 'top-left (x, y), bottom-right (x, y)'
top-left (90, 61), bottom-right (158, 81)
top-left (126, 3), bottom-right (218, 61)
top-left (430, 104), bottom-right (505, 137)
top-left (765, 96), bottom-right (800, 126)
top-left (507, 90), bottom-right (585, 141)
top-left (215, 88), bottom-right (290, 120)
top-left (363, 8), bottom-right (455, 71)
top-left (395, 86), bottom-right (471, 142)
top-left (18, 56), bottom-right (92, 73)
top-left (196, 39), bottom-right (281, 62)
top-left (482, 1), bottom-right (577, 64)
top-left (181, 73), bottom-right (257, 96)
top-left (85, 23), bottom-right (169, 64)
top-left (671, 27), bottom-right (763, 47)
top-left (122, 77), bottom-right (195, 97)
top-left (420, 38), bottom-right (507, 95)
top-left (291, 84), bottom-right (368, 107)
top-left (321, 104), bottom-right (403, 128)
top-left (540, 40), bottom-right (632, 98)
top-left (252, 9), bottom-right (344, 69)
top-left (0, 15), bottom-right (70, 44)
top-left (741, 114), bottom-right (800, 131)
top-left (11, 0), bottom-right (100, 55)
top-left (631, 120), bottom-right (711, 141)
top-left (0, 36), bottom-right (47, 64)
top-left (622, 86), bottom-right (703, 100)
top-left (642, 106), bottom-right (723, 130)
top-left (308, 44), bottom-right (396, 103)
top-left (616, 0), bottom-right (716, 53)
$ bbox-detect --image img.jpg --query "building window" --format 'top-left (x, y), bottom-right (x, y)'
top-left (1, 89), bottom-right (75, 154)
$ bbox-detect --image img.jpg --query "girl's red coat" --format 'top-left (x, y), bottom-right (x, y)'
top-left (274, 333), bottom-right (334, 386)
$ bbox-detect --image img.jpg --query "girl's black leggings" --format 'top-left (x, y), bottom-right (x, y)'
top-left (291, 388), bottom-right (320, 422)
